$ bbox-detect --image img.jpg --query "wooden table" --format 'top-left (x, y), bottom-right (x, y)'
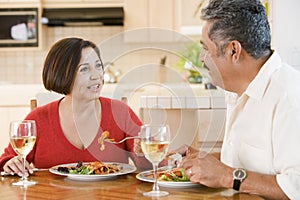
top-left (0, 171), bottom-right (264, 200)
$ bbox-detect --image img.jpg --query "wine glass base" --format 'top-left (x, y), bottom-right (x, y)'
top-left (143, 190), bottom-right (169, 197)
top-left (12, 180), bottom-right (37, 187)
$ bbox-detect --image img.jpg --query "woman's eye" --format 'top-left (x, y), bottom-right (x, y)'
top-left (79, 66), bottom-right (89, 72)
top-left (95, 63), bottom-right (102, 69)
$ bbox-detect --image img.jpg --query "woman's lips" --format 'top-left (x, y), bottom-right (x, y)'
top-left (87, 84), bottom-right (101, 90)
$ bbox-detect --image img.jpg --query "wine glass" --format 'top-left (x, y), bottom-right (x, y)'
top-left (9, 120), bottom-right (37, 186)
top-left (139, 124), bottom-right (170, 197)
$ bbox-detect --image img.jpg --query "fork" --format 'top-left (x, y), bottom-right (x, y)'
top-left (104, 136), bottom-right (141, 144)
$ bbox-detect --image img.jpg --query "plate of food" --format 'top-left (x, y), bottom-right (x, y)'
top-left (49, 161), bottom-right (136, 181)
top-left (136, 166), bottom-right (201, 188)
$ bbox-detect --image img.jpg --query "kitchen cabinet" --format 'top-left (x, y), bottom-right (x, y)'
top-left (123, 0), bottom-right (180, 42)
top-left (0, 0), bottom-right (42, 51)
top-left (124, 0), bottom-right (179, 31)
top-left (123, 0), bottom-right (272, 37)
top-left (139, 95), bottom-right (226, 153)
top-left (124, 0), bottom-right (205, 31)
top-left (123, 0), bottom-right (205, 41)
top-left (42, 0), bottom-right (124, 8)
top-left (124, 84), bottom-right (226, 152)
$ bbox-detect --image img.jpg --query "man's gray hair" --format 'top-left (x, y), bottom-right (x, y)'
top-left (201, 0), bottom-right (272, 59)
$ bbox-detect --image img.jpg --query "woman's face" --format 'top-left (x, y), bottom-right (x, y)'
top-left (71, 47), bottom-right (104, 101)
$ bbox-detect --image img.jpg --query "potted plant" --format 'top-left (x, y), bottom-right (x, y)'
top-left (174, 42), bottom-right (204, 84)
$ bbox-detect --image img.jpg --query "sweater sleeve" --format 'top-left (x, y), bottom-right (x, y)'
top-left (0, 105), bottom-right (45, 170)
top-left (110, 99), bottom-right (152, 171)
top-left (0, 109), bottom-right (37, 170)
top-left (125, 105), bottom-right (153, 171)
top-left (0, 144), bottom-right (17, 171)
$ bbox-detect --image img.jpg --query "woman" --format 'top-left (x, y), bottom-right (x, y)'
top-left (0, 37), bottom-right (150, 176)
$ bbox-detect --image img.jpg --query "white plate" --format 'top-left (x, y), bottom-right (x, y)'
top-left (49, 162), bottom-right (136, 181)
top-left (136, 166), bottom-right (201, 188)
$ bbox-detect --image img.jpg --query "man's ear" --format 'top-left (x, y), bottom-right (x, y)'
top-left (227, 40), bottom-right (242, 62)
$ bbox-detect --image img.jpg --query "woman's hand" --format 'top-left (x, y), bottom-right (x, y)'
top-left (133, 138), bottom-right (144, 157)
top-left (3, 156), bottom-right (34, 177)
top-left (167, 144), bottom-right (199, 158)
top-left (164, 145), bottom-right (199, 167)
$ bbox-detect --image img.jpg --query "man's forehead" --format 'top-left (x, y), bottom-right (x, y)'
top-left (200, 22), bottom-right (210, 45)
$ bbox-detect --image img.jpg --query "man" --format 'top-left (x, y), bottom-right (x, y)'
top-left (180, 0), bottom-right (300, 199)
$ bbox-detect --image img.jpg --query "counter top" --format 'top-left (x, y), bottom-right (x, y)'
top-left (0, 83), bottom-right (225, 107)
top-left (0, 84), bottom-right (47, 106)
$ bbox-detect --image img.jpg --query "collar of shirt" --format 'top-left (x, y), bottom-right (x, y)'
top-left (244, 51), bottom-right (282, 100)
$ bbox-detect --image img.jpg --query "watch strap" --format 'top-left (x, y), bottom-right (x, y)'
top-left (233, 179), bottom-right (241, 191)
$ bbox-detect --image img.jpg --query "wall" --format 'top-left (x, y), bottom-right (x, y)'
top-left (0, 26), bottom-right (120, 84)
top-left (272, 0), bottom-right (300, 71)
top-left (0, 25), bottom-right (199, 85)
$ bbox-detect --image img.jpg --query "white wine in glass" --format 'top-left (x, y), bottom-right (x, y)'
top-left (9, 120), bottom-right (37, 186)
top-left (139, 124), bottom-right (170, 197)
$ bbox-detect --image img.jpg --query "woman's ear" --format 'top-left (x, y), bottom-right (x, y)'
top-left (227, 40), bottom-right (242, 62)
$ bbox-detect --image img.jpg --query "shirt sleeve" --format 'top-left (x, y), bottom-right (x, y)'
top-left (277, 172), bottom-right (300, 199)
top-left (273, 98), bottom-right (300, 199)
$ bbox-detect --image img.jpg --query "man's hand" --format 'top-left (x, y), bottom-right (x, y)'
top-left (180, 151), bottom-right (232, 188)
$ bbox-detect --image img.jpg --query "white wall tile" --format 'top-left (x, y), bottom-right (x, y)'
top-left (186, 96), bottom-right (210, 109)
top-left (140, 96), bottom-right (147, 108)
top-left (172, 96), bottom-right (185, 108)
top-left (211, 97), bottom-right (226, 108)
top-left (157, 96), bottom-right (171, 108)
top-left (186, 96), bottom-right (198, 109)
top-left (147, 96), bottom-right (157, 108)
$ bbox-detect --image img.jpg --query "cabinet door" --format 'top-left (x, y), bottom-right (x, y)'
top-left (124, 0), bottom-right (180, 42)
top-left (197, 109), bottom-right (226, 152)
top-left (124, 0), bottom-right (179, 30)
top-left (42, 0), bottom-right (123, 8)
top-left (148, 0), bottom-right (177, 30)
top-left (124, 0), bottom-right (148, 30)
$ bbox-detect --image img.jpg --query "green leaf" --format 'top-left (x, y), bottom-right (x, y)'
top-left (174, 42), bottom-right (204, 78)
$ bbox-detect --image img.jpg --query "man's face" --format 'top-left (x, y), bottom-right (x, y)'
top-left (199, 21), bottom-right (232, 89)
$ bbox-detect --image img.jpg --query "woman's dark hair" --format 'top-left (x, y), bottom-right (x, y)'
top-left (201, 0), bottom-right (272, 59)
top-left (42, 37), bottom-right (102, 95)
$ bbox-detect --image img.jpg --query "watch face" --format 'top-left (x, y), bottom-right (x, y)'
top-left (233, 169), bottom-right (246, 179)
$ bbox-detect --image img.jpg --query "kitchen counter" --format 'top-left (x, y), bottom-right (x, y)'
top-left (0, 84), bottom-right (47, 106)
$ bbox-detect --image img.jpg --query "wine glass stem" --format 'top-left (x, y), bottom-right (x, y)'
top-left (21, 155), bottom-right (27, 181)
top-left (152, 163), bottom-right (159, 192)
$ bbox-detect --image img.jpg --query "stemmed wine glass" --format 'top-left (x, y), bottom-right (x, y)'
top-left (9, 120), bottom-right (37, 186)
top-left (139, 124), bottom-right (170, 197)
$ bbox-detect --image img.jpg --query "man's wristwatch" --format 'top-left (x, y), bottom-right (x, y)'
top-left (232, 168), bottom-right (247, 191)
